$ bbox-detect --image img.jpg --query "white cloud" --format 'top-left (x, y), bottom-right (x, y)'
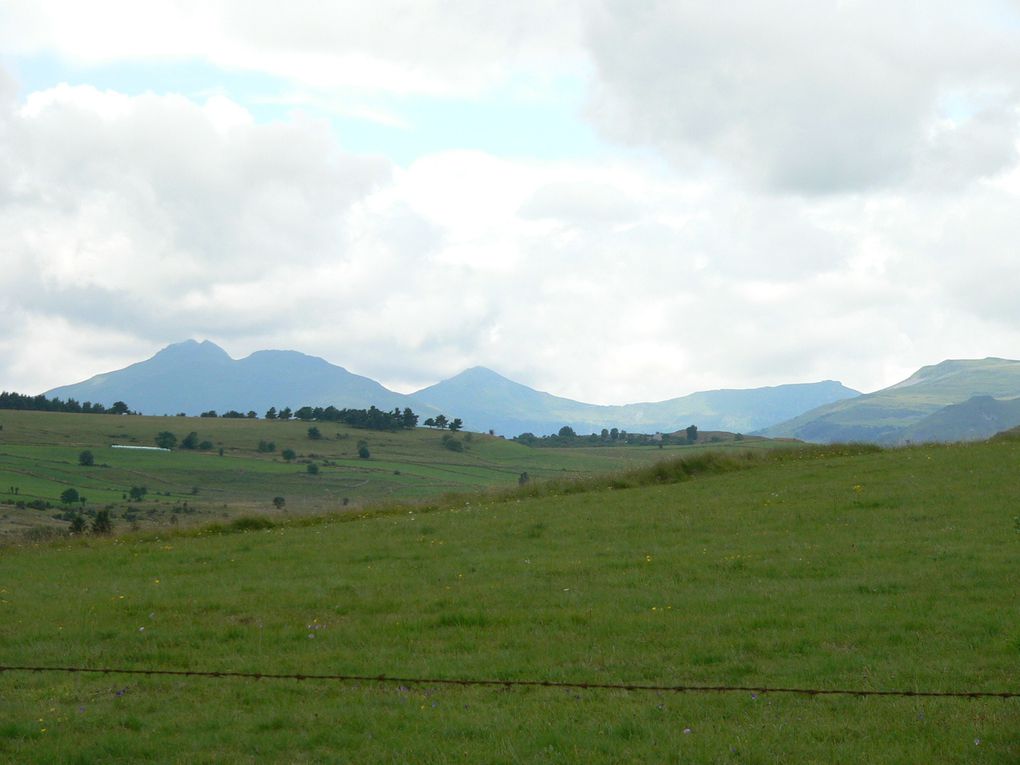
top-left (4, 4), bottom-right (1020, 410)
top-left (583, 0), bottom-right (1020, 193)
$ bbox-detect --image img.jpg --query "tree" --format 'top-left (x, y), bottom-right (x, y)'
top-left (307, 426), bottom-right (322, 440)
top-left (402, 407), bottom-right (419, 429)
top-left (265, 407), bottom-right (278, 420)
top-left (180, 431), bottom-right (199, 450)
top-left (110, 400), bottom-right (130, 415)
top-left (78, 450), bottom-right (95, 467)
top-left (279, 407), bottom-right (292, 421)
top-left (358, 445), bottom-right (370, 459)
top-left (558, 425), bottom-right (577, 439)
top-left (60, 488), bottom-right (79, 505)
top-left (434, 414), bottom-right (448, 430)
top-left (272, 496), bottom-right (286, 509)
top-left (423, 417), bottom-right (436, 429)
top-left (246, 411), bottom-right (257, 419)
top-left (198, 440), bottom-right (214, 451)
top-left (129, 485), bottom-right (148, 501)
top-left (686, 425), bottom-right (699, 444)
top-left (610, 427), bottom-right (620, 441)
top-left (69, 514), bottom-right (87, 534)
top-left (306, 463), bottom-right (319, 475)
top-left (257, 440), bottom-right (276, 453)
top-left (448, 418), bottom-right (463, 432)
top-left (91, 509), bottom-right (112, 534)
top-left (200, 410), bottom-right (218, 418)
top-left (154, 431), bottom-right (177, 450)
top-left (281, 448), bottom-right (296, 462)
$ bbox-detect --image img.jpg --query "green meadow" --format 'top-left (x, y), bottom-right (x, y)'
top-left (0, 417), bottom-right (1017, 762)
top-left (0, 410), bottom-right (775, 537)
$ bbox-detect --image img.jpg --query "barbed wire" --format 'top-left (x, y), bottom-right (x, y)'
top-left (1, 664), bottom-right (1017, 699)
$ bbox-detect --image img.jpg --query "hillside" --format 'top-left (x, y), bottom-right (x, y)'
top-left (0, 409), bottom-right (784, 536)
top-left (899, 395), bottom-right (1020, 443)
top-left (1, 439), bottom-right (1017, 762)
top-left (760, 357), bottom-right (1020, 443)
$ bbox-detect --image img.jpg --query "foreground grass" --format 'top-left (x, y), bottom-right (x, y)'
top-left (1, 440), bottom-right (1018, 762)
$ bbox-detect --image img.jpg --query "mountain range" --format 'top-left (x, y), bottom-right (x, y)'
top-left (760, 358), bottom-right (1020, 443)
top-left (42, 340), bottom-right (860, 437)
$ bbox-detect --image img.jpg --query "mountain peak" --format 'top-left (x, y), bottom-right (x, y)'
top-left (153, 339), bottom-right (232, 362)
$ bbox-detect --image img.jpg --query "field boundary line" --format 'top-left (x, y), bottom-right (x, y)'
top-left (1, 665), bottom-right (1017, 699)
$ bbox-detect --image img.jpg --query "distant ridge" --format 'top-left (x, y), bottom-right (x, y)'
top-left (761, 357), bottom-right (1020, 443)
top-left (45, 340), bottom-right (416, 417)
top-left (43, 339), bottom-right (860, 436)
top-left (412, 368), bottom-right (859, 436)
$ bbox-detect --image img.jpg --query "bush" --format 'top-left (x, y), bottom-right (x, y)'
top-left (60, 488), bottom-right (79, 505)
top-left (69, 514), bottom-right (87, 534)
top-left (358, 446), bottom-right (370, 459)
top-left (78, 450), bottom-right (95, 467)
top-left (272, 496), bottom-right (286, 509)
top-left (91, 509), bottom-right (113, 534)
top-left (307, 426), bottom-right (321, 440)
top-left (281, 448), bottom-right (296, 462)
top-left (154, 431), bottom-right (177, 450)
top-left (307, 463), bottom-right (320, 475)
top-left (257, 440), bottom-right (276, 453)
top-left (229, 516), bottom-right (275, 531)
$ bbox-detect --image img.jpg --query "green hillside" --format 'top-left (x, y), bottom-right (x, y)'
top-left (900, 395), bottom-right (1020, 444)
top-left (0, 411), bottom-right (780, 537)
top-left (1, 439), bottom-right (1017, 762)
top-left (761, 357), bottom-right (1020, 443)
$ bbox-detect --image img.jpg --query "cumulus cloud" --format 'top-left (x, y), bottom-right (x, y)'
top-left (4, 4), bottom-right (1020, 409)
top-left (583, 0), bottom-right (1020, 193)
top-left (0, 0), bottom-right (585, 96)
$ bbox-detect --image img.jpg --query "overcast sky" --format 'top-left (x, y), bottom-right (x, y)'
top-left (2, 1), bottom-right (1020, 405)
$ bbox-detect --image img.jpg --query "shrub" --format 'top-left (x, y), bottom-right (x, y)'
top-left (281, 448), bottom-right (296, 462)
top-left (358, 446), bottom-right (370, 459)
top-left (69, 514), bottom-right (87, 534)
top-left (257, 440), bottom-right (276, 453)
top-left (91, 509), bottom-right (113, 534)
top-left (154, 432), bottom-right (177, 450)
top-left (307, 463), bottom-right (320, 475)
top-left (229, 516), bottom-right (275, 531)
top-left (307, 426), bottom-right (322, 440)
top-left (78, 450), bottom-right (95, 467)
top-left (272, 496), bottom-right (286, 509)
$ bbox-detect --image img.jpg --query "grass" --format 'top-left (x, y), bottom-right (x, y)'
top-left (0, 436), bottom-right (1018, 762)
top-left (0, 410), bottom-right (783, 536)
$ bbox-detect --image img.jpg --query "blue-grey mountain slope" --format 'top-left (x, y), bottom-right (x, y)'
top-left (41, 340), bottom-right (859, 436)
top-left (760, 358), bottom-right (1020, 444)
top-left (45, 340), bottom-right (416, 416)
top-left (411, 367), bottom-right (859, 436)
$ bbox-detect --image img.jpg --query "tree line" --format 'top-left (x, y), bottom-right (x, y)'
top-left (264, 405), bottom-right (420, 431)
top-left (0, 391), bottom-right (132, 415)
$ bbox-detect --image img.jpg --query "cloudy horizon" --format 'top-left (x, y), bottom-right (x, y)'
top-left (3, 1), bottom-right (1020, 406)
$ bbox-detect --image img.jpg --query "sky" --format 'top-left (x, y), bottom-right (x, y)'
top-left (2, 1), bottom-right (1020, 405)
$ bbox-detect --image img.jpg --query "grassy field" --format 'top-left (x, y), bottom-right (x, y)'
top-left (0, 411), bottom-right (781, 537)
top-left (0, 435), bottom-right (1017, 762)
